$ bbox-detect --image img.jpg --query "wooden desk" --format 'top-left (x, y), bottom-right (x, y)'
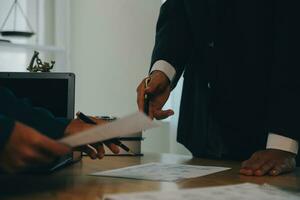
top-left (0, 153), bottom-right (299, 200)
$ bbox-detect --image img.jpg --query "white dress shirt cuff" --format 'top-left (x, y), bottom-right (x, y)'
top-left (150, 60), bottom-right (176, 82)
top-left (266, 133), bottom-right (299, 154)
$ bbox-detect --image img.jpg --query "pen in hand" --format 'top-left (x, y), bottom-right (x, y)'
top-left (144, 77), bottom-right (151, 115)
top-left (76, 111), bottom-right (97, 125)
top-left (76, 111), bottom-right (136, 155)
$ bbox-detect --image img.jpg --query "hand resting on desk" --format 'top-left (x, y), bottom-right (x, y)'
top-left (240, 149), bottom-right (296, 176)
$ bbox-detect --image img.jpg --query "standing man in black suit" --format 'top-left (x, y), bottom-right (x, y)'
top-left (137, 0), bottom-right (299, 176)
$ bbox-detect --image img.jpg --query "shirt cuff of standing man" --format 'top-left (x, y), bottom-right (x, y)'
top-left (267, 133), bottom-right (298, 154)
top-left (151, 59), bottom-right (299, 155)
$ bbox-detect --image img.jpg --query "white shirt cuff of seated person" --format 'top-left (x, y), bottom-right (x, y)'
top-left (266, 133), bottom-right (299, 155)
top-left (150, 60), bottom-right (176, 82)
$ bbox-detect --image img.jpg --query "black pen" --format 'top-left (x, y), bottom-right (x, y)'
top-left (144, 77), bottom-right (151, 115)
top-left (76, 111), bottom-right (136, 155)
top-left (76, 111), bottom-right (96, 124)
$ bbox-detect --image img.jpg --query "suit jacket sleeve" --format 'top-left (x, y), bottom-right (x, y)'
top-left (0, 115), bottom-right (15, 150)
top-left (151, 0), bottom-right (193, 87)
top-left (267, 2), bottom-right (300, 141)
top-left (0, 87), bottom-right (71, 145)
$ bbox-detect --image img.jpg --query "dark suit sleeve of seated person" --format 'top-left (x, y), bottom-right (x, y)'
top-left (0, 115), bottom-right (15, 150)
top-left (0, 87), bottom-right (71, 141)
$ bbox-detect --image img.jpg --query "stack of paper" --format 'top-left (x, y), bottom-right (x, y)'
top-left (104, 183), bottom-right (299, 200)
top-left (90, 162), bottom-right (230, 182)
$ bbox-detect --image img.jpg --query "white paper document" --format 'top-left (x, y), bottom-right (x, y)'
top-left (59, 112), bottom-right (159, 147)
top-left (90, 162), bottom-right (230, 182)
top-left (104, 183), bottom-right (300, 200)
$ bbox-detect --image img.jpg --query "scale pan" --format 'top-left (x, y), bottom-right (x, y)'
top-left (1, 31), bottom-right (34, 37)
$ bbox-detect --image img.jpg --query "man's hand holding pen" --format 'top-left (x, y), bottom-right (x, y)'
top-left (65, 69), bottom-right (175, 160)
top-left (137, 70), bottom-right (174, 119)
top-left (64, 115), bottom-right (120, 159)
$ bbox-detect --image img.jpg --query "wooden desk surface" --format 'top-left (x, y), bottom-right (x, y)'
top-left (0, 153), bottom-right (299, 200)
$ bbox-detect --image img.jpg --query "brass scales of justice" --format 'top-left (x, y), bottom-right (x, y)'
top-left (27, 51), bottom-right (55, 73)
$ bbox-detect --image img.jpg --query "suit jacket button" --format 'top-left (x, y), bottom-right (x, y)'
top-left (208, 41), bottom-right (215, 48)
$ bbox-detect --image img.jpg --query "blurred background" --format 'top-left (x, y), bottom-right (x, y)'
top-left (0, 0), bottom-right (191, 156)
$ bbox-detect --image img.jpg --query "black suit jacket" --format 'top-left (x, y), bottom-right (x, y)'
top-left (151, 0), bottom-right (300, 161)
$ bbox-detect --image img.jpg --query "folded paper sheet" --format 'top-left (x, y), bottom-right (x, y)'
top-left (90, 162), bottom-right (230, 182)
top-left (59, 112), bottom-right (159, 147)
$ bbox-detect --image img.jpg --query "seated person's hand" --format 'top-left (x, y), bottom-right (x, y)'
top-left (64, 118), bottom-right (120, 159)
top-left (0, 122), bottom-right (71, 173)
top-left (240, 149), bottom-right (296, 176)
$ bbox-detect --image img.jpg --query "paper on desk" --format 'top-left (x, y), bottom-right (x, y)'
top-left (59, 112), bottom-right (159, 147)
top-left (104, 183), bottom-right (300, 200)
top-left (90, 162), bottom-right (230, 182)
